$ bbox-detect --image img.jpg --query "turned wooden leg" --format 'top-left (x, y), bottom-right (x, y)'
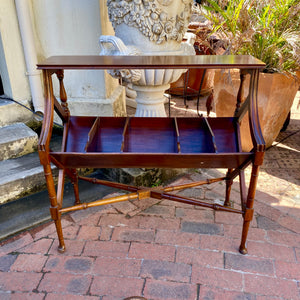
top-left (239, 164), bottom-right (260, 254)
top-left (50, 207), bottom-right (66, 253)
top-left (224, 168), bottom-right (233, 207)
top-left (43, 164), bottom-right (66, 253)
top-left (70, 169), bottom-right (81, 205)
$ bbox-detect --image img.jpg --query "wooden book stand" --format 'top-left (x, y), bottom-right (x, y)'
top-left (37, 55), bottom-right (265, 254)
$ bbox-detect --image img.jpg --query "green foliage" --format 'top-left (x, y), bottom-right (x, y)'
top-left (200, 0), bottom-right (300, 74)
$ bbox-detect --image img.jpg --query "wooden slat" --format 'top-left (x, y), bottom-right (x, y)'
top-left (121, 117), bottom-right (130, 152)
top-left (50, 152), bottom-right (252, 169)
top-left (203, 117), bottom-right (218, 153)
top-left (174, 117), bottom-right (181, 153)
top-left (85, 117), bottom-right (100, 152)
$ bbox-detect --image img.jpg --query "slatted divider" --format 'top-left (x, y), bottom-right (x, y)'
top-left (174, 117), bottom-right (181, 153)
top-left (203, 117), bottom-right (218, 153)
top-left (121, 117), bottom-right (130, 152)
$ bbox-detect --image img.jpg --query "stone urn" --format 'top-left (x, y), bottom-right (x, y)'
top-left (213, 70), bottom-right (299, 150)
top-left (100, 0), bottom-right (194, 117)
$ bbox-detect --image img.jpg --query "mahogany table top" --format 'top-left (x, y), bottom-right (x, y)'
top-left (37, 55), bottom-right (265, 70)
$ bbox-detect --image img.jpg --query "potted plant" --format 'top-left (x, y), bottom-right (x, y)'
top-left (198, 0), bottom-right (300, 149)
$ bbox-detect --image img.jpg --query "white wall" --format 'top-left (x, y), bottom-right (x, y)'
top-left (0, 0), bottom-right (31, 103)
top-left (32, 0), bottom-right (109, 103)
top-left (0, 0), bottom-right (124, 118)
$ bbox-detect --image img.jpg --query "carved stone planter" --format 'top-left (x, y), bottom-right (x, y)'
top-left (101, 0), bottom-right (194, 117)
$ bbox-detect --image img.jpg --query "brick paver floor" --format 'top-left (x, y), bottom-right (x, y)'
top-left (0, 92), bottom-right (299, 299)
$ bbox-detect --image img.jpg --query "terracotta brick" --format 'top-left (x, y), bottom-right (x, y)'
top-left (6, 292), bottom-right (45, 300)
top-left (112, 228), bottom-right (155, 243)
top-left (224, 253), bottom-right (274, 275)
top-left (131, 197), bottom-right (160, 210)
top-left (90, 276), bottom-right (144, 298)
top-left (0, 254), bottom-right (17, 271)
top-left (11, 254), bottom-right (48, 272)
top-left (223, 224), bottom-right (267, 241)
top-left (0, 233), bottom-right (33, 256)
top-left (32, 219), bottom-right (73, 240)
top-left (46, 294), bottom-right (99, 300)
top-left (100, 226), bottom-right (113, 241)
top-left (140, 204), bottom-right (175, 218)
top-left (76, 211), bottom-right (103, 226)
top-left (129, 242), bottom-right (175, 261)
top-left (98, 213), bottom-right (138, 228)
top-left (83, 241), bottom-right (130, 258)
top-left (200, 235), bottom-right (240, 253)
top-left (176, 187), bottom-right (204, 200)
top-left (199, 285), bottom-right (256, 300)
top-left (70, 206), bottom-right (106, 224)
top-left (144, 279), bottom-right (197, 300)
top-left (181, 221), bottom-right (223, 236)
top-left (267, 230), bottom-right (300, 248)
top-left (247, 241), bottom-right (296, 261)
top-left (49, 239), bottom-right (85, 256)
top-left (19, 238), bottom-right (53, 254)
top-left (136, 215), bottom-right (180, 230)
top-left (254, 201), bottom-right (282, 222)
top-left (112, 200), bottom-right (137, 214)
top-left (204, 190), bottom-right (224, 202)
top-left (140, 260), bottom-right (191, 282)
top-left (295, 247), bottom-right (300, 262)
top-left (0, 272), bottom-right (42, 292)
top-left (92, 257), bottom-right (141, 277)
top-left (215, 211), bottom-right (243, 225)
top-left (102, 296), bottom-right (127, 300)
top-left (49, 224), bottom-right (79, 240)
top-left (277, 215), bottom-right (300, 234)
top-left (76, 225), bottom-right (100, 241)
top-left (275, 260), bottom-right (300, 280)
top-left (159, 199), bottom-right (194, 209)
top-left (255, 190), bottom-right (280, 206)
top-left (176, 246), bottom-right (224, 268)
top-left (39, 273), bottom-right (92, 294)
top-left (255, 296), bottom-right (282, 300)
top-left (175, 207), bottom-right (214, 223)
top-left (44, 256), bottom-right (94, 274)
top-left (192, 265), bottom-right (243, 290)
top-left (0, 292), bottom-right (10, 300)
top-left (155, 230), bottom-right (200, 248)
top-left (244, 274), bottom-right (299, 299)
top-left (256, 215), bottom-right (284, 231)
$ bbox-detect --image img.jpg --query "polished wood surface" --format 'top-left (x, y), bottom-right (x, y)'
top-left (38, 55), bottom-right (266, 255)
top-left (37, 55), bottom-right (265, 70)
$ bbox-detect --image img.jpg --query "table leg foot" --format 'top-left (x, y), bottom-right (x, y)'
top-left (239, 245), bottom-right (248, 255)
top-left (58, 244), bottom-right (66, 253)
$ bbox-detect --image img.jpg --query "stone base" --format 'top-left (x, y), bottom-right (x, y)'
top-left (101, 167), bottom-right (189, 188)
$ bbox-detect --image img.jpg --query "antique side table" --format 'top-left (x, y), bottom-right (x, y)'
top-left (37, 55), bottom-right (265, 254)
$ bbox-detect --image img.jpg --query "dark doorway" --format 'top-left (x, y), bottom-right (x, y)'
top-left (0, 75), bottom-right (3, 95)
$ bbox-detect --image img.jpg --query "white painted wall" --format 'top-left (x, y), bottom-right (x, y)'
top-left (31, 0), bottom-right (124, 116)
top-left (0, 0), bottom-right (125, 119)
top-left (0, 0), bottom-right (31, 103)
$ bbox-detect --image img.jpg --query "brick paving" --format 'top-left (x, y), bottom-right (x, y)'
top-left (0, 92), bottom-right (299, 299)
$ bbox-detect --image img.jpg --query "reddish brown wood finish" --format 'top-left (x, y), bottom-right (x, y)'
top-left (37, 55), bottom-right (266, 255)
